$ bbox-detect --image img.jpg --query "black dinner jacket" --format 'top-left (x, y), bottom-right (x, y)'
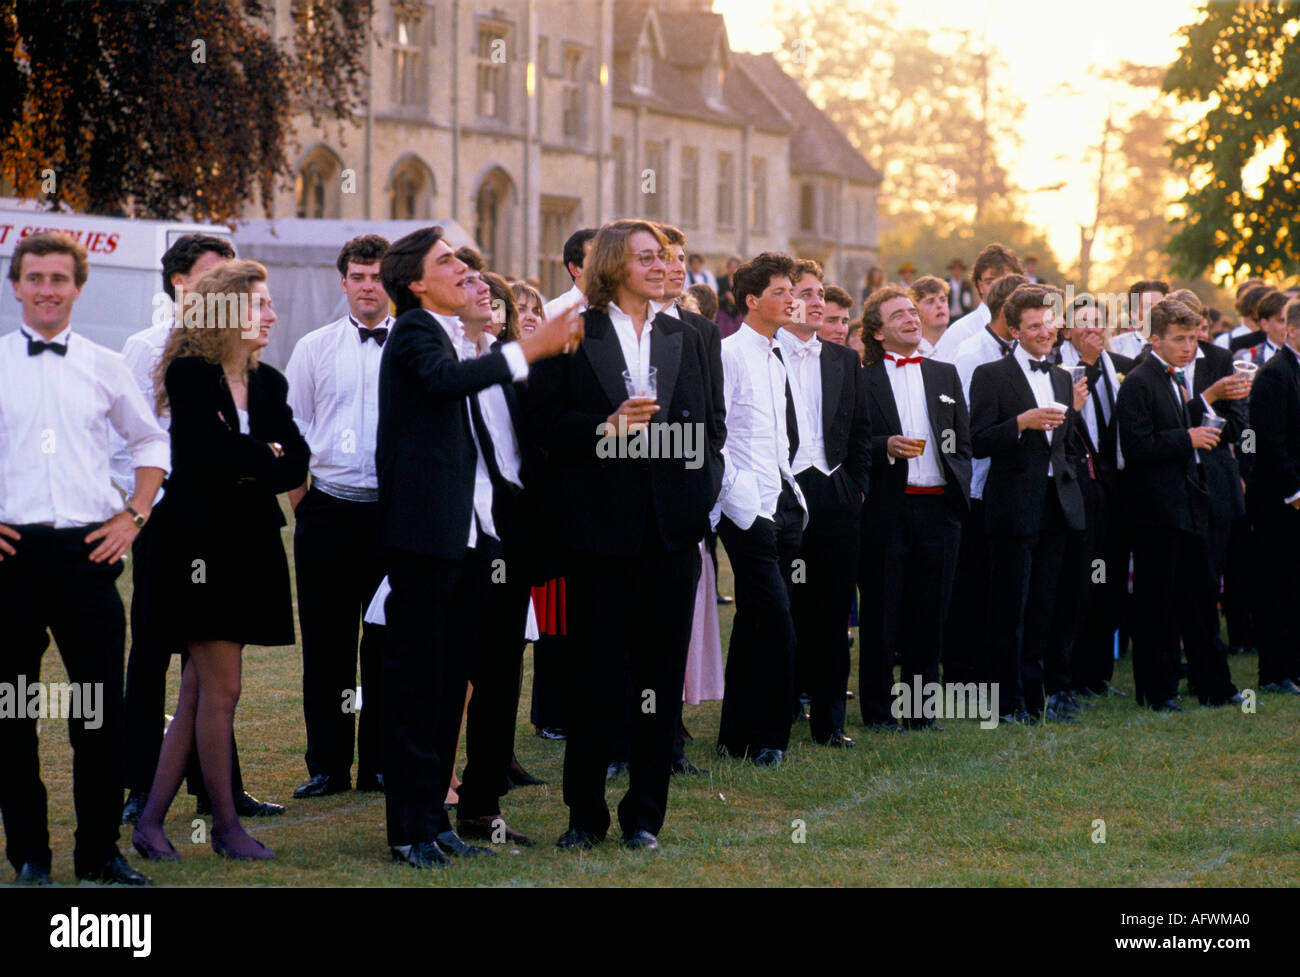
top-left (1115, 352), bottom-right (1209, 534)
top-left (1071, 350), bottom-right (1133, 491)
top-left (676, 305), bottom-right (727, 452)
top-left (1245, 343), bottom-right (1300, 509)
top-left (162, 356), bottom-right (310, 529)
top-left (971, 353), bottom-right (1086, 536)
top-left (793, 340), bottom-right (872, 530)
top-left (1188, 340), bottom-right (1246, 525)
top-left (862, 356), bottom-right (972, 529)
top-left (377, 306), bottom-right (517, 559)
top-left (525, 306), bottom-right (723, 558)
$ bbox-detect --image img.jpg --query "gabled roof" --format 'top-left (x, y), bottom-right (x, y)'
top-left (733, 52), bottom-right (882, 186)
top-left (663, 12), bottom-right (730, 72)
top-left (613, 2), bottom-right (663, 58)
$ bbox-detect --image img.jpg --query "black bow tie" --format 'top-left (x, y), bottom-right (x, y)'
top-left (1084, 362), bottom-right (1103, 383)
top-left (357, 326), bottom-right (389, 347)
top-left (1028, 359), bottom-right (1052, 373)
top-left (27, 337), bottom-right (68, 357)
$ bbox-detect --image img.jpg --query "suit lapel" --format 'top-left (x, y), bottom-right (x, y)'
top-left (649, 311), bottom-right (682, 412)
top-left (1006, 356), bottom-right (1048, 451)
top-left (868, 361), bottom-right (902, 435)
top-left (820, 343), bottom-right (843, 443)
top-left (579, 310), bottom-right (633, 411)
top-left (919, 359), bottom-right (944, 444)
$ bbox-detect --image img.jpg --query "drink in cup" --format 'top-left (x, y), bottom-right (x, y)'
top-left (621, 366), bottom-right (658, 433)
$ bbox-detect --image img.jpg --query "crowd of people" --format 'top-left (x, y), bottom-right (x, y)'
top-left (3, 220), bottom-right (1299, 885)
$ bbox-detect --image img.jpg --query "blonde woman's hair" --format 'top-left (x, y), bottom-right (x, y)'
top-left (153, 258), bottom-right (269, 414)
top-left (510, 280), bottom-right (545, 321)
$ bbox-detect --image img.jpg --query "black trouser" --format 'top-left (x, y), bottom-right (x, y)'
top-left (987, 482), bottom-right (1070, 717)
top-left (562, 544), bottom-right (698, 839)
top-left (0, 526), bottom-right (125, 875)
top-left (294, 487), bottom-right (386, 784)
top-left (1131, 524), bottom-right (1237, 707)
top-left (1221, 512), bottom-right (1255, 650)
top-left (530, 632), bottom-right (573, 731)
top-left (860, 494), bottom-right (962, 724)
top-left (381, 544), bottom-right (487, 847)
top-left (790, 470), bottom-right (860, 741)
top-left (122, 514), bottom-right (243, 802)
top-left (1069, 477), bottom-right (1121, 694)
top-left (1045, 463), bottom-right (1097, 696)
top-left (457, 535), bottom-right (531, 822)
top-left (1251, 503), bottom-right (1300, 685)
top-left (943, 498), bottom-right (990, 685)
top-left (716, 486), bottom-right (804, 757)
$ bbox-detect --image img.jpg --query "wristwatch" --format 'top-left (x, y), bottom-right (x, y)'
top-left (125, 504), bottom-right (146, 529)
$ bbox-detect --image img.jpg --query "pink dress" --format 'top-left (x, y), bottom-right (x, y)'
top-left (683, 539), bottom-right (725, 703)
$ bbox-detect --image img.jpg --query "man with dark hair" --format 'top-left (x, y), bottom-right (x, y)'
top-left (1247, 289), bottom-right (1290, 365)
top-left (376, 226), bottom-right (579, 867)
top-left (527, 219), bottom-right (721, 850)
top-left (1116, 299), bottom-right (1241, 710)
top-left (1248, 297), bottom-right (1300, 694)
top-left (117, 232), bottom-right (281, 826)
top-left (714, 252), bottom-right (808, 767)
top-left (284, 234), bottom-right (393, 800)
top-left (933, 243), bottom-right (1023, 361)
top-left (543, 227), bottom-right (598, 320)
top-left (686, 252), bottom-right (717, 290)
top-left (778, 259), bottom-right (871, 747)
top-left (910, 275), bottom-right (950, 353)
top-left (687, 282), bottom-right (718, 322)
top-left (1213, 278), bottom-right (1266, 349)
top-left (948, 258), bottom-right (975, 319)
top-left (2, 232), bottom-right (170, 885)
top-left (822, 285), bottom-right (853, 345)
top-left (455, 246), bottom-right (487, 273)
top-left (971, 284), bottom-right (1088, 722)
top-left (858, 287), bottom-right (971, 729)
top-left (1226, 284), bottom-right (1278, 355)
top-left (1112, 279), bottom-right (1171, 359)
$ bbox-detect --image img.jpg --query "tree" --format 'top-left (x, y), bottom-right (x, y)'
top-left (0, 0), bottom-right (373, 221)
top-left (1163, 1), bottom-right (1300, 282)
top-left (772, 0), bottom-right (1026, 232)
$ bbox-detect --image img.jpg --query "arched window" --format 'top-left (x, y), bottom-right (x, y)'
top-left (388, 156), bottom-right (435, 220)
top-left (474, 168), bottom-right (516, 272)
top-left (295, 146), bottom-right (343, 218)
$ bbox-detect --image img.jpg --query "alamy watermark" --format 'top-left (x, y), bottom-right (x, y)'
top-left (0, 676), bottom-right (103, 729)
top-left (596, 418), bottom-right (706, 469)
top-left (891, 675), bottom-right (1000, 729)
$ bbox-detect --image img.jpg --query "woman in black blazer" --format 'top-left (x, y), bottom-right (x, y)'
top-left (132, 260), bottom-right (308, 862)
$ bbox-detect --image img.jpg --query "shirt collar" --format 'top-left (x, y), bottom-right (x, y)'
top-left (739, 322), bottom-right (778, 351)
top-left (985, 325), bottom-right (1013, 355)
top-left (1149, 350), bottom-right (1181, 374)
top-left (20, 323), bottom-right (71, 346)
top-left (349, 313), bottom-right (394, 334)
top-left (607, 301), bottom-right (654, 334)
top-left (650, 299), bottom-right (681, 320)
top-left (776, 328), bottom-right (821, 357)
top-left (1013, 343), bottom-right (1045, 369)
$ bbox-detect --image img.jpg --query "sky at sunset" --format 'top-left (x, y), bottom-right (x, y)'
top-left (715, 0), bottom-right (1205, 270)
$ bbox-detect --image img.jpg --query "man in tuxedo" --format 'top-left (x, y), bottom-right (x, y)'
top-left (1246, 289), bottom-right (1289, 366)
top-left (858, 287), bottom-right (971, 729)
top-left (1116, 299), bottom-right (1241, 710)
top-left (1111, 280), bottom-right (1169, 361)
top-left (779, 259), bottom-right (871, 747)
top-left (542, 227), bottom-right (597, 321)
top-left (1, 232), bottom-right (170, 885)
top-left (117, 234), bottom-right (283, 824)
top-left (285, 235), bottom-right (392, 800)
top-left (932, 243), bottom-right (1022, 362)
top-left (1247, 296), bottom-right (1300, 693)
top-left (1054, 298), bottom-right (1134, 699)
top-left (1224, 282), bottom-right (1273, 354)
top-left (971, 284), bottom-right (1088, 722)
top-left (822, 285), bottom-right (854, 346)
top-left (527, 220), bottom-right (722, 850)
top-left (375, 227), bottom-right (579, 868)
top-left (687, 253), bottom-right (718, 290)
top-left (1213, 279), bottom-right (1264, 349)
top-left (947, 259), bottom-right (975, 320)
top-left (714, 252), bottom-right (808, 767)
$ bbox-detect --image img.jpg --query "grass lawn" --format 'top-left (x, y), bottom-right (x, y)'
top-left (13, 514), bottom-right (1300, 887)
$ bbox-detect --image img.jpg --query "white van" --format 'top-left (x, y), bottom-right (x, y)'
top-left (0, 205), bottom-right (234, 353)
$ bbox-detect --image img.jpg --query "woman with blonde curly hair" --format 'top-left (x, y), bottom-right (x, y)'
top-left (132, 259), bottom-right (308, 863)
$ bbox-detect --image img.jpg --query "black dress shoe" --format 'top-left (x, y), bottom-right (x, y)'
top-left (1261, 680), bottom-right (1300, 695)
top-left (121, 789), bottom-right (147, 825)
top-left (198, 790), bottom-right (286, 816)
top-left (506, 757), bottom-right (546, 788)
top-left (753, 748), bottom-right (784, 768)
top-left (556, 828), bottom-right (601, 851)
top-left (434, 830), bottom-right (495, 857)
top-left (672, 758), bottom-right (709, 775)
top-left (816, 729), bottom-right (856, 747)
top-left (15, 863), bottom-right (52, 886)
top-left (716, 594), bottom-right (734, 605)
top-left (1042, 706), bottom-right (1077, 723)
top-left (76, 852), bottom-right (152, 886)
top-left (1001, 710), bottom-right (1039, 725)
top-left (1154, 698), bottom-right (1183, 713)
top-left (391, 841), bottom-right (450, 869)
top-left (293, 774), bottom-right (350, 799)
top-left (354, 773), bottom-right (385, 792)
top-left (605, 761), bottom-right (629, 779)
top-left (623, 830), bottom-right (659, 851)
top-left (867, 720), bottom-right (904, 732)
top-left (458, 815), bottom-right (535, 847)
top-left (536, 726), bottom-right (567, 741)
top-left (1104, 683), bottom-right (1128, 698)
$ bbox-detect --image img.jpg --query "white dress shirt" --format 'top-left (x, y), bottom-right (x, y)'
top-left (1, 326), bottom-right (170, 527)
top-left (607, 301), bottom-right (655, 395)
top-left (1257, 339), bottom-right (1280, 364)
top-left (109, 321), bottom-right (172, 497)
top-left (1013, 344), bottom-right (1059, 475)
top-left (881, 350), bottom-right (945, 488)
top-left (284, 314), bottom-right (392, 500)
top-left (687, 268), bottom-right (718, 290)
top-left (711, 323), bottom-right (806, 531)
top-left (776, 328), bottom-right (833, 476)
top-left (1110, 329), bottom-right (1148, 360)
top-left (954, 326), bottom-right (1015, 500)
top-left (542, 283), bottom-right (586, 322)
top-left (932, 302), bottom-right (991, 363)
top-left (1214, 323), bottom-right (1253, 349)
top-left (429, 312), bottom-right (528, 547)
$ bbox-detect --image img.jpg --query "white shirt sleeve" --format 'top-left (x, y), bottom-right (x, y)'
top-left (106, 356), bottom-right (171, 476)
top-left (500, 341), bottom-right (529, 382)
top-left (283, 336), bottom-right (316, 435)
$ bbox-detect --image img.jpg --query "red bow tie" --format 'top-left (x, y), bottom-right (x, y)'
top-left (886, 353), bottom-right (924, 367)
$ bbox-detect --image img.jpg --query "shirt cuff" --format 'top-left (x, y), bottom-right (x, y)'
top-left (501, 342), bottom-right (529, 382)
top-left (130, 443), bottom-right (172, 476)
top-left (1285, 488), bottom-right (1300, 505)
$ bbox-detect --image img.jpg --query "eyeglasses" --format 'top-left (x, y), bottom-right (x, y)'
top-left (631, 250), bottom-right (672, 267)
